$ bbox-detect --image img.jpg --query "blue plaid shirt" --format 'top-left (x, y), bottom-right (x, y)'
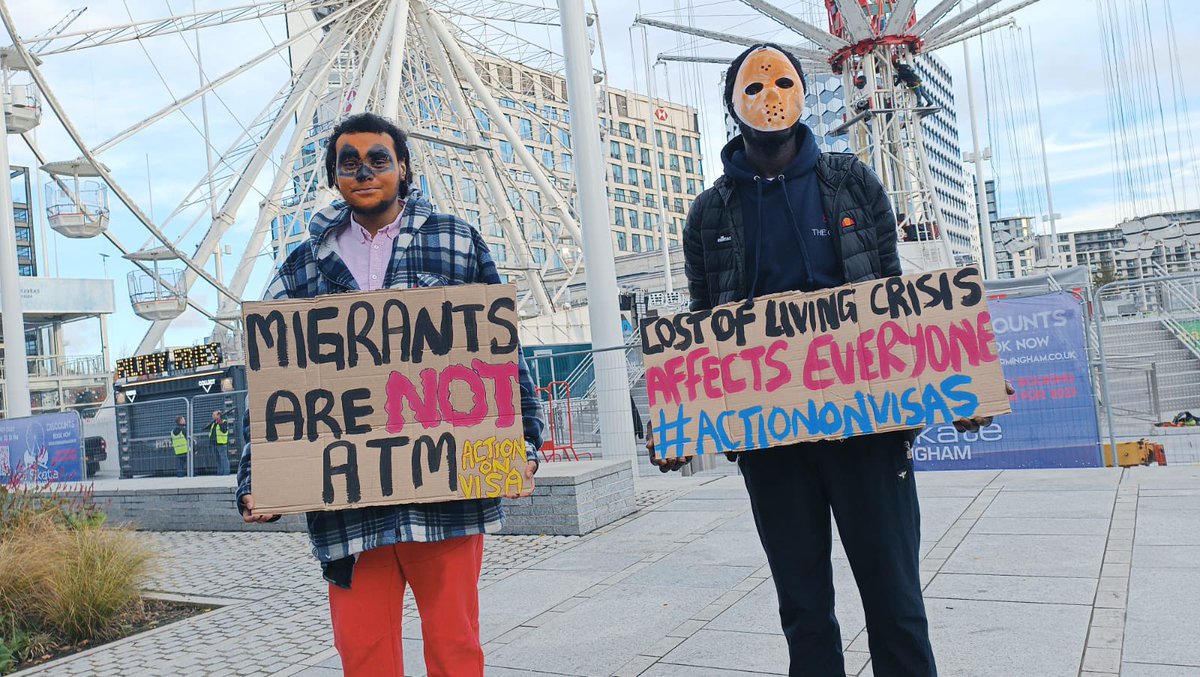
top-left (236, 193), bottom-right (544, 585)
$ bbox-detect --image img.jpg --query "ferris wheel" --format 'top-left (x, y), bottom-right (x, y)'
top-left (0, 0), bottom-right (601, 358)
top-left (637, 0), bottom-right (1049, 278)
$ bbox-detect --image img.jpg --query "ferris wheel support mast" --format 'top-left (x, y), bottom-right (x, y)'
top-left (415, 7), bottom-right (554, 312)
top-left (136, 12), bottom-right (362, 354)
top-left (383, 0), bottom-right (412, 120)
top-left (349, 0), bottom-right (397, 116)
top-left (420, 2), bottom-right (586, 269)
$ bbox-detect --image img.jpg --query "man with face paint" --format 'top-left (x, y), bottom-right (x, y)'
top-left (654, 44), bottom-right (977, 676)
top-left (235, 113), bottom-right (544, 677)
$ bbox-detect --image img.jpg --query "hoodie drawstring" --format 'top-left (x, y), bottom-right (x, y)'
top-left (776, 174), bottom-right (816, 289)
top-left (745, 174), bottom-right (816, 307)
top-left (746, 176), bottom-right (766, 306)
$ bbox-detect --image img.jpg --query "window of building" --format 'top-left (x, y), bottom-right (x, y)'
top-left (613, 94), bottom-right (629, 117)
top-left (499, 96), bottom-right (517, 109)
top-left (640, 148), bottom-right (651, 165)
top-left (507, 187), bottom-right (522, 211)
top-left (683, 157), bottom-right (694, 174)
top-left (494, 243), bottom-right (508, 262)
top-left (519, 118), bottom-right (533, 140)
top-left (682, 136), bottom-right (693, 153)
top-left (619, 122), bottom-right (631, 139)
top-left (16, 245), bottom-right (32, 260)
top-left (532, 247), bottom-right (547, 264)
top-left (643, 212), bottom-right (654, 230)
top-left (629, 190), bottom-right (640, 204)
top-left (610, 141), bottom-right (621, 158)
top-left (616, 232), bottom-right (627, 251)
top-left (485, 213), bottom-right (503, 237)
top-left (636, 125), bottom-right (647, 142)
top-left (612, 164), bottom-right (623, 183)
top-left (629, 209), bottom-right (639, 228)
top-left (558, 128), bottom-right (571, 148)
top-left (14, 226), bottom-right (31, 242)
top-left (628, 167), bottom-right (639, 186)
top-left (632, 234), bottom-right (642, 252)
top-left (474, 107), bottom-right (491, 131)
top-left (657, 151), bottom-right (665, 169)
top-left (672, 176), bottom-right (682, 193)
top-left (541, 149), bottom-right (554, 171)
top-left (670, 154), bottom-right (680, 171)
top-left (687, 178), bottom-right (697, 195)
top-left (655, 130), bottom-right (663, 146)
top-left (666, 132), bottom-right (677, 149)
top-left (462, 178), bottom-right (478, 203)
top-left (614, 188), bottom-right (627, 203)
top-left (540, 125), bottom-right (553, 144)
top-left (527, 190), bottom-right (542, 212)
top-left (18, 264), bottom-right (34, 276)
top-left (465, 208), bottom-right (480, 226)
top-left (674, 198), bottom-right (684, 213)
top-left (614, 208), bottom-right (625, 226)
top-left (643, 172), bottom-right (653, 189)
top-left (625, 144), bottom-right (636, 163)
top-left (500, 141), bottom-right (514, 163)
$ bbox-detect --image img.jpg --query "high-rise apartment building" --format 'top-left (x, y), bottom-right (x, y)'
top-left (801, 55), bottom-right (979, 265)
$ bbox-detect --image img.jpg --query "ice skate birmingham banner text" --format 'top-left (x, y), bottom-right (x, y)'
top-left (641, 267), bottom-right (1012, 458)
top-left (243, 284), bottom-right (528, 514)
top-left (915, 291), bottom-right (1101, 470)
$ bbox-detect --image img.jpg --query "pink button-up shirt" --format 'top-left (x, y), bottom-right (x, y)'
top-left (334, 205), bottom-right (405, 291)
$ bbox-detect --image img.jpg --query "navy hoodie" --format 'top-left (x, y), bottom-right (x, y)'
top-left (721, 124), bottom-right (842, 300)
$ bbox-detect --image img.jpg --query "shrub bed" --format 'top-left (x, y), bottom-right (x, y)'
top-left (0, 473), bottom-right (159, 674)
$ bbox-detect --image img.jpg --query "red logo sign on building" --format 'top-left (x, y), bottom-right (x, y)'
top-left (654, 107), bottom-right (668, 122)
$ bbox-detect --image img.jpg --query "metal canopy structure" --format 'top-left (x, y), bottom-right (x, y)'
top-left (637, 0), bottom-right (1047, 276)
top-left (1, 0), bottom-right (606, 356)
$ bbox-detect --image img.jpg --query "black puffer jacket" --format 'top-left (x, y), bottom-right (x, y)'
top-left (683, 138), bottom-right (901, 311)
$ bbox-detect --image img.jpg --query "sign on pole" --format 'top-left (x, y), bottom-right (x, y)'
top-left (641, 267), bottom-right (1011, 457)
top-left (242, 284), bottom-right (529, 514)
top-left (0, 411), bottom-right (85, 484)
top-left (915, 291), bottom-right (1101, 469)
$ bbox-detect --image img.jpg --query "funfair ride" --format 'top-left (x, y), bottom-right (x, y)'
top-left (638, 0), bottom-right (1045, 277)
top-left (0, 0), bottom-right (607, 359)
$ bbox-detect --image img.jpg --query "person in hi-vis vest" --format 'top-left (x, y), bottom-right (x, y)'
top-left (208, 410), bottom-right (231, 476)
top-left (170, 415), bottom-right (189, 477)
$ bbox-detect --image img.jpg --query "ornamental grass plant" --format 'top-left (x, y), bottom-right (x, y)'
top-left (0, 470), bottom-right (155, 673)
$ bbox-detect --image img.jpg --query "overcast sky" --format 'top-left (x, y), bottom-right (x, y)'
top-left (7, 0), bottom-right (1199, 363)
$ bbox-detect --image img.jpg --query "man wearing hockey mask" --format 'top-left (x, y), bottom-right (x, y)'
top-left (650, 44), bottom-right (995, 676)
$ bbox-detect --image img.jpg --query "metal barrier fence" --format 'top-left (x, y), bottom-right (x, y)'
top-left (1094, 272), bottom-right (1200, 465)
top-left (78, 391), bottom-right (248, 480)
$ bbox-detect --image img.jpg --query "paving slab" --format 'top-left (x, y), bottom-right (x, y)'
top-left (988, 468), bottom-right (1122, 490)
top-left (484, 582), bottom-right (723, 676)
top-left (1120, 663), bottom-right (1200, 676)
top-left (1131, 544), bottom-right (1200, 569)
top-left (923, 572), bottom-right (1097, 606)
top-left (1134, 507), bottom-right (1200, 545)
top-left (658, 629), bottom-right (788, 675)
top-left (969, 516), bottom-right (1111, 535)
top-left (982, 489), bottom-right (1116, 519)
top-left (925, 597), bottom-right (1091, 677)
top-left (1124, 566), bottom-right (1200, 667)
top-left (943, 533), bottom-right (1106, 578)
top-left (478, 569), bottom-right (610, 643)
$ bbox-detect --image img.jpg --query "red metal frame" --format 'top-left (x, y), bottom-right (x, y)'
top-left (536, 380), bottom-right (592, 462)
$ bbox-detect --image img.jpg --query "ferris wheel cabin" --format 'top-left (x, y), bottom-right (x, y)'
top-left (41, 158), bottom-right (110, 239)
top-left (125, 247), bottom-right (187, 322)
top-left (0, 47), bottom-right (41, 134)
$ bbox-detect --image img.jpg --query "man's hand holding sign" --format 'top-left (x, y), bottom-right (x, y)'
top-left (643, 267), bottom-right (1012, 465)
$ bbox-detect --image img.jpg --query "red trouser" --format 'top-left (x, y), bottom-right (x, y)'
top-left (328, 534), bottom-right (485, 677)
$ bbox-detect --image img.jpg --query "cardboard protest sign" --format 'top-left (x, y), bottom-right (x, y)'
top-left (641, 267), bottom-right (1011, 459)
top-left (242, 284), bottom-right (529, 514)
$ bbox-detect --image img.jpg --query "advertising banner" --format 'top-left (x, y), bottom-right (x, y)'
top-left (640, 267), bottom-right (1011, 458)
top-left (243, 284), bottom-right (528, 514)
top-left (0, 411), bottom-right (85, 484)
top-left (915, 292), bottom-right (1101, 470)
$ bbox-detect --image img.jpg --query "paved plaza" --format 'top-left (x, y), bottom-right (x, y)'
top-left (14, 465), bottom-right (1200, 677)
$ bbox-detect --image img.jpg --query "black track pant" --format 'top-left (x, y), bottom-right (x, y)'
top-left (738, 431), bottom-right (937, 677)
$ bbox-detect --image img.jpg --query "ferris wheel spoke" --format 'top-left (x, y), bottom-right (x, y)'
top-left (737, 0), bottom-right (848, 51)
top-left (137, 8), bottom-right (369, 353)
top-left (909, 0), bottom-right (966, 37)
top-left (90, 0), bottom-right (365, 155)
top-left (925, 0), bottom-right (1041, 48)
top-left (883, 0), bottom-right (920, 35)
top-left (27, 0), bottom-right (309, 55)
top-left (634, 15), bottom-right (825, 63)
